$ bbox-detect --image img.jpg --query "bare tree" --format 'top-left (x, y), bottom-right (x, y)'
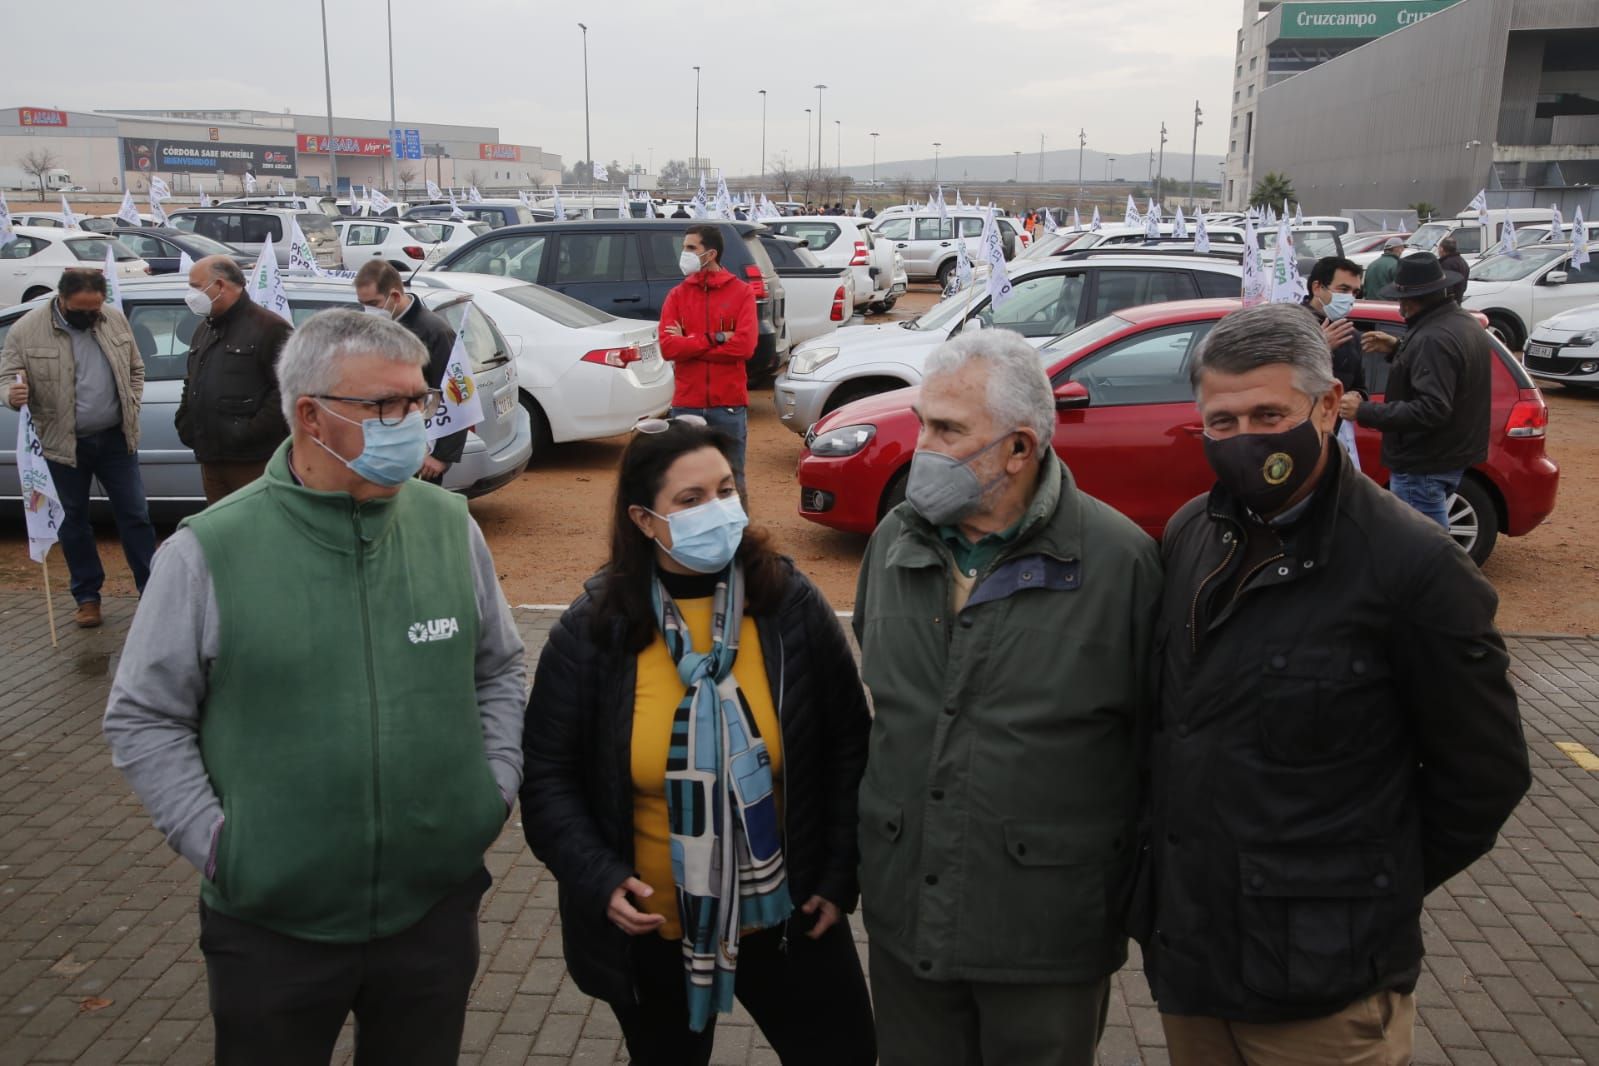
top-left (659, 159), bottom-right (691, 189)
top-left (894, 173), bottom-right (916, 203)
top-left (19, 149), bottom-right (60, 201)
top-left (768, 155), bottom-right (799, 201)
top-left (397, 166), bottom-right (417, 196)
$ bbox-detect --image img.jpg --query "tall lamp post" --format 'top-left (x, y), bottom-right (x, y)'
top-left (1188, 100), bottom-right (1203, 211)
top-left (758, 89), bottom-right (767, 185)
top-left (1038, 134), bottom-right (1046, 183)
top-left (933, 142), bottom-right (942, 184)
top-left (870, 131), bottom-right (879, 186)
top-left (693, 66), bottom-right (701, 173)
top-left (835, 120), bottom-right (841, 176)
top-left (1013, 150), bottom-right (1021, 183)
top-left (319, 0), bottom-right (337, 194)
top-left (804, 109), bottom-right (812, 172)
top-left (814, 84), bottom-right (827, 178)
top-left (1077, 128), bottom-right (1086, 205)
top-left (578, 23), bottom-right (591, 189)
top-left (385, 0), bottom-right (396, 193)
top-left (1156, 120), bottom-right (1168, 206)
top-left (1107, 156), bottom-right (1115, 182)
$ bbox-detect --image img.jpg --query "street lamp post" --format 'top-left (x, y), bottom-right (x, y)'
top-left (1038, 134), bottom-right (1046, 183)
top-left (804, 109), bottom-right (812, 172)
top-left (1013, 151), bottom-right (1021, 183)
top-left (386, 0), bottom-right (396, 193)
top-left (1077, 128), bottom-right (1086, 205)
top-left (1107, 156), bottom-right (1115, 182)
top-left (319, 0), bottom-right (337, 194)
top-left (870, 131), bottom-right (879, 186)
top-left (758, 90), bottom-right (767, 185)
top-left (1188, 100), bottom-right (1203, 211)
top-left (814, 85), bottom-right (827, 177)
top-left (578, 23), bottom-right (591, 189)
top-left (693, 66), bottom-right (701, 173)
top-left (835, 120), bottom-right (841, 176)
top-left (933, 142), bottom-right (942, 184)
top-left (1156, 121), bottom-right (1168, 207)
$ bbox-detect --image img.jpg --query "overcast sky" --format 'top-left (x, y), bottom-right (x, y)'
top-left (18, 0), bottom-right (1239, 174)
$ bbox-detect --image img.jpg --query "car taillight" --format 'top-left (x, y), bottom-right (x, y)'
top-left (743, 263), bottom-right (768, 299)
top-left (402, 245), bottom-right (426, 260)
top-left (1506, 388), bottom-right (1548, 438)
top-left (850, 240), bottom-right (868, 266)
top-left (830, 285), bottom-right (847, 322)
top-left (581, 345), bottom-right (642, 368)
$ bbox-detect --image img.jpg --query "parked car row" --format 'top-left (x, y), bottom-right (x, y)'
top-left (0, 226), bottom-right (151, 307)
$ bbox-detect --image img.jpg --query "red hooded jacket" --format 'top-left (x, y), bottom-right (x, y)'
top-left (658, 268), bottom-right (758, 408)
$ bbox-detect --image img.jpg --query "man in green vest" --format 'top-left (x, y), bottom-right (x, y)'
top-left (104, 309), bottom-right (527, 1066)
top-left (853, 330), bottom-right (1162, 1065)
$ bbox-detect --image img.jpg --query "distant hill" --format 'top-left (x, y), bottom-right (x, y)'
top-left (834, 147), bottom-right (1226, 185)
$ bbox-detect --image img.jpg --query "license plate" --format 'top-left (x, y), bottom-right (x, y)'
top-left (495, 391), bottom-right (514, 419)
top-left (1526, 343), bottom-right (1554, 360)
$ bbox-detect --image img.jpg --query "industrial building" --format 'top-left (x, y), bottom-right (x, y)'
top-left (1222, 0), bottom-right (1599, 216)
top-left (0, 106), bottom-right (562, 199)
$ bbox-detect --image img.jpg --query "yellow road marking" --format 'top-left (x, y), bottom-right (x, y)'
top-left (1555, 742), bottom-right (1599, 772)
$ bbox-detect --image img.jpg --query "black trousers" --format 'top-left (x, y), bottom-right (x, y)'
top-left (197, 867), bottom-right (490, 1066)
top-left (612, 908), bottom-right (877, 1066)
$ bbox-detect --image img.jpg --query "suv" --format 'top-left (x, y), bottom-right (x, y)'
top-left (763, 215), bottom-right (903, 312)
top-left (868, 211), bottom-right (1024, 287)
top-left (774, 251), bottom-right (1243, 433)
top-left (215, 195), bottom-right (341, 218)
top-left (431, 218), bottom-right (790, 378)
top-left (404, 199), bottom-right (537, 230)
top-left (166, 207), bottom-right (343, 271)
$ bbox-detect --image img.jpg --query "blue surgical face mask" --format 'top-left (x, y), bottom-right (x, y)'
top-left (312, 402), bottom-right (429, 487)
top-left (648, 495), bottom-right (748, 574)
top-left (1323, 291), bottom-right (1356, 321)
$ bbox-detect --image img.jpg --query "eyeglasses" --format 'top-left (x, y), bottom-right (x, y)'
top-left (634, 414), bottom-right (708, 434)
top-left (316, 390), bottom-right (441, 426)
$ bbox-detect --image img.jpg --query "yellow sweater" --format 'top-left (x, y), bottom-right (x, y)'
top-left (632, 598), bottom-right (782, 940)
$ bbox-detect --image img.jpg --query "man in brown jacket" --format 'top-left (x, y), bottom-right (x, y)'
top-left (1, 269), bottom-right (155, 628)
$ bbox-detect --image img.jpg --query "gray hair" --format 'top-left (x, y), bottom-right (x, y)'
top-left (924, 329), bottom-right (1055, 450)
top-left (277, 308), bottom-right (429, 423)
top-left (1190, 303), bottom-right (1336, 399)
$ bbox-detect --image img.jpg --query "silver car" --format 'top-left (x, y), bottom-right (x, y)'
top-left (0, 275), bottom-right (532, 515)
top-left (166, 208), bottom-right (344, 271)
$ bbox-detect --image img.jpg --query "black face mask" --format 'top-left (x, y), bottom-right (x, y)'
top-left (1203, 409), bottom-right (1326, 517)
top-left (59, 304), bottom-right (100, 331)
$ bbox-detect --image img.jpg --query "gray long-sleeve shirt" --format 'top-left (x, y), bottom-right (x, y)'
top-left (103, 517), bottom-right (527, 875)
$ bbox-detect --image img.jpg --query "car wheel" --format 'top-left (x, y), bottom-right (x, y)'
top-left (22, 286), bottom-right (51, 302)
top-left (935, 260), bottom-right (956, 291)
top-left (519, 393), bottom-right (553, 465)
top-left (1448, 475), bottom-right (1500, 566)
top-left (881, 297), bottom-right (898, 312)
top-left (1486, 313), bottom-right (1523, 351)
top-left (822, 379), bottom-right (900, 417)
top-left (878, 466), bottom-right (908, 522)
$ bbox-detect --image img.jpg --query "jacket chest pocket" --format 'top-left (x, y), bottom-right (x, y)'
top-left (217, 344), bottom-right (264, 414)
top-left (24, 347), bottom-right (63, 395)
top-left (1256, 646), bottom-right (1394, 765)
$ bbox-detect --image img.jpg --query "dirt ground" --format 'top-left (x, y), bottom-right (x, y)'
top-left (3, 286), bottom-right (1597, 634)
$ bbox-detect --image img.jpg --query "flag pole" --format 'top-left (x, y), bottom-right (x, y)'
top-left (41, 556), bottom-right (57, 648)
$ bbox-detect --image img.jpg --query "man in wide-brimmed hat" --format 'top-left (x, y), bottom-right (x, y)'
top-left (1339, 252), bottom-right (1492, 528)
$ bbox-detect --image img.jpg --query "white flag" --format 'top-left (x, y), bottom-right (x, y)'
top-left (517, 189), bottom-right (532, 209)
top-left (1194, 208), bottom-right (1210, 254)
top-left (854, 199), bottom-right (862, 217)
top-left (249, 234), bottom-right (293, 323)
top-left (1240, 216), bottom-right (1267, 307)
top-left (15, 398), bottom-right (64, 564)
top-left (1172, 207), bottom-right (1188, 240)
top-left (288, 216), bottom-right (321, 274)
top-left (1382, 216), bottom-right (1391, 231)
top-left (592, 161), bottom-right (609, 182)
top-left (178, 250), bottom-right (195, 275)
top-left (1090, 206), bottom-right (1102, 232)
top-left (1269, 215), bottom-right (1301, 304)
top-left (954, 234), bottom-right (973, 293)
top-left (954, 189), bottom-right (965, 207)
top-left (1124, 194), bottom-right (1139, 228)
top-left (551, 186), bottom-right (565, 221)
top-left (275, 181), bottom-right (287, 196)
top-left (150, 177), bottom-right (171, 201)
top-left (369, 188), bottom-right (394, 215)
top-left (1336, 420), bottom-right (1362, 472)
top-left (1572, 206), bottom-right (1590, 271)
top-left (715, 172), bottom-right (734, 220)
top-left (1042, 209), bottom-right (1057, 234)
top-left (115, 191), bottom-right (141, 227)
top-left (934, 185), bottom-right (950, 225)
top-left (467, 186), bottom-right (484, 205)
top-left (1071, 207), bottom-right (1082, 233)
top-left (244, 171), bottom-right (258, 193)
top-left (1144, 200), bottom-right (1160, 240)
top-left (449, 192), bottom-right (467, 220)
top-left (1294, 202), bottom-right (1305, 227)
top-left (0, 191), bottom-right (15, 248)
top-left (102, 244), bottom-right (124, 313)
top-left (427, 180), bottom-right (443, 200)
top-left (1264, 204), bottom-right (1276, 227)
top-left (426, 310), bottom-right (484, 441)
top-left (980, 205), bottom-right (1013, 309)
top-left (1468, 189), bottom-right (1488, 215)
top-left (199, 188), bottom-right (212, 208)
top-left (1546, 205), bottom-right (1564, 242)
top-left (60, 194), bottom-right (79, 230)
top-left (617, 190), bottom-right (631, 219)
top-left (148, 192), bottom-right (168, 226)
top-left (1498, 214), bottom-right (1520, 259)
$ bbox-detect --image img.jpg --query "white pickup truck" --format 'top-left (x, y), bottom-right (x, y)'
top-left (758, 234), bottom-right (855, 352)
top-left (762, 215), bottom-right (903, 313)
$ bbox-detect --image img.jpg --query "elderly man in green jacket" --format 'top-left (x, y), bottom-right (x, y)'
top-left (854, 330), bottom-right (1162, 1066)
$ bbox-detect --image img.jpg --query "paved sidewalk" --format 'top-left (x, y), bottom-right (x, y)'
top-left (0, 592), bottom-right (1597, 1065)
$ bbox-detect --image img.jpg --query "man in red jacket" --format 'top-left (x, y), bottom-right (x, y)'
top-left (659, 224), bottom-right (758, 494)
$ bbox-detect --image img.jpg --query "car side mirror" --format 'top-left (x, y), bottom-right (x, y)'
top-left (965, 315), bottom-right (985, 331)
top-left (1054, 380), bottom-right (1090, 410)
top-left (1546, 271), bottom-right (1568, 285)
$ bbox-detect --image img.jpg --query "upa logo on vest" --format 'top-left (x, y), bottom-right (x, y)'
top-left (408, 617), bottom-right (460, 644)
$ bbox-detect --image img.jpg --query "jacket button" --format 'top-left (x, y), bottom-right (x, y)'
top-left (1248, 873), bottom-right (1265, 890)
top-left (1277, 566), bottom-right (1290, 577)
top-left (1015, 842), bottom-right (1028, 856)
top-left (1022, 571), bottom-right (1033, 581)
top-left (919, 960), bottom-right (932, 972)
top-left (1270, 654), bottom-right (1287, 670)
top-left (943, 705), bottom-right (956, 717)
top-left (924, 874), bottom-right (939, 886)
top-left (1302, 559), bottom-right (1314, 569)
top-left (1374, 873), bottom-right (1391, 889)
top-left (960, 616), bottom-right (974, 628)
top-left (931, 788), bottom-right (945, 800)
top-left (885, 822), bottom-right (898, 834)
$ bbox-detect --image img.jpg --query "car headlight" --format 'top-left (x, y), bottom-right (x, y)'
top-left (790, 346), bottom-right (840, 376)
top-left (808, 423), bottom-right (876, 457)
top-left (1570, 329), bottom-right (1599, 346)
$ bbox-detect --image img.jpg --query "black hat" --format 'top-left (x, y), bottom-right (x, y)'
top-left (1380, 251), bottom-right (1462, 299)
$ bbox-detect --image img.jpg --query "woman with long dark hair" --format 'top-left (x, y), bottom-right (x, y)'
top-left (521, 418), bottom-right (876, 1065)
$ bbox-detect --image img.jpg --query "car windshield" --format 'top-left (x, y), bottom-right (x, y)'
top-left (1407, 222), bottom-right (1450, 249)
top-left (1260, 230), bottom-right (1340, 258)
top-left (67, 238), bottom-right (138, 262)
top-left (491, 282), bottom-right (616, 328)
top-left (1039, 312), bottom-right (1138, 356)
top-left (905, 289), bottom-right (980, 332)
top-left (1470, 247), bottom-right (1567, 281)
top-left (175, 232), bottom-right (237, 256)
top-left (406, 224), bottom-right (444, 242)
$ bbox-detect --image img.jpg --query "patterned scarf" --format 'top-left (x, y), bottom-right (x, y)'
top-left (654, 566), bottom-right (792, 1032)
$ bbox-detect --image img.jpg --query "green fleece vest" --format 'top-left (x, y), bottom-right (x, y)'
top-left (184, 441), bottom-right (503, 943)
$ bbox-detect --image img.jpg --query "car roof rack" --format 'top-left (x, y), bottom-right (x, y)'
top-left (1053, 246), bottom-right (1245, 261)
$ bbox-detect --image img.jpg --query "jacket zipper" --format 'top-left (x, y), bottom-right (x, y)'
top-left (1232, 550), bottom-right (1286, 604)
top-left (775, 630), bottom-right (790, 956)
top-left (355, 509), bottom-right (384, 938)
top-left (1188, 532), bottom-right (1238, 655)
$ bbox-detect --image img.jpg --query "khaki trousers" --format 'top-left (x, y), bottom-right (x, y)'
top-left (1163, 990), bottom-right (1416, 1066)
top-left (200, 460), bottom-right (269, 505)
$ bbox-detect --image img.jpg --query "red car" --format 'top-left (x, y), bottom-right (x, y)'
top-left (796, 298), bottom-right (1559, 564)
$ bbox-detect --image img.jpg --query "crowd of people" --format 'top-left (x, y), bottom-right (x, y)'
top-left (0, 222), bottom-right (1530, 1065)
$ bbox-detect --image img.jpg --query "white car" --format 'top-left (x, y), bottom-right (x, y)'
top-left (331, 217), bottom-right (443, 272)
top-left (761, 215), bottom-right (903, 311)
top-left (0, 226), bottom-right (150, 308)
top-left (774, 252), bottom-right (1243, 433)
top-left (1524, 301), bottom-right (1599, 388)
top-left (410, 272), bottom-right (673, 456)
top-left (420, 219), bottom-right (496, 266)
top-left (868, 211), bottom-right (1029, 286)
top-left (1463, 242), bottom-right (1599, 350)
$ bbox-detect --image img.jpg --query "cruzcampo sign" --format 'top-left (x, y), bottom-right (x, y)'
top-left (1274, 1), bottom-right (1461, 39)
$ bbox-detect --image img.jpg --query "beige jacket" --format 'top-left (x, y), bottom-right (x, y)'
top-left (0, 302), bottom-right (144, 466)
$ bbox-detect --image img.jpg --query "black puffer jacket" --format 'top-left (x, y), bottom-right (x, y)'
top-left (520, 560), bottom-right (871, 1005)
top-left (1353, 299), bottom-right (1492, 475)
top-left (175, 293), bottom-right (292, 463)
top-left (1129, 445), bottom-right (1529, 1023)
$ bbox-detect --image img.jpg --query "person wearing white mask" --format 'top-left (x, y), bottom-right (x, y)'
top-left (176, 254), bottom-right (294, 503)
top-left (522, 417), bottom-right (876, 1064)
top-left (657, 224), bottom-right (758, 500)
